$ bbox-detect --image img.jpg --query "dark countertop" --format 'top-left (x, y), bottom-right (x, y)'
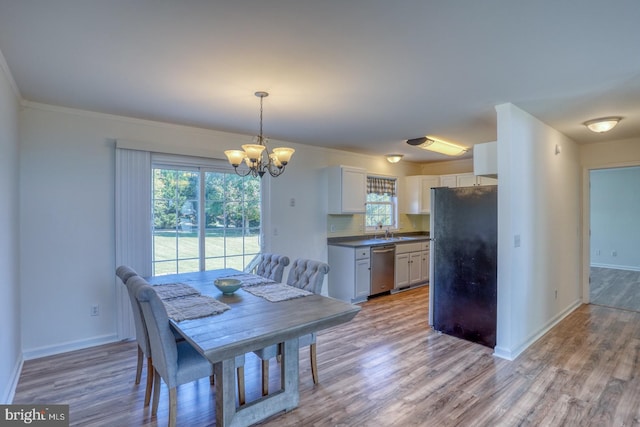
top-left (327, 233), bottom-right (430, 248)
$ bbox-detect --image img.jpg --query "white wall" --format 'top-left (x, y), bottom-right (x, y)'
top-left (0, 53), bottom-right (21, 403)
top-left (494, 103), bottom-right (582, 360)
top-left (18, 102), bottom-right (422, 359)
top-left (590, 166), bottom-right (640, 270)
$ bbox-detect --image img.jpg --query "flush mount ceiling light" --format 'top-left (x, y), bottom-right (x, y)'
top-left (386, 154), bottom-right (404, 163)
top-left (224, 91), bottom-right (295, 178)
top-left (406, 137), bottom-right (468, 156)
top-left (583, 117), bottom-right (622, 133)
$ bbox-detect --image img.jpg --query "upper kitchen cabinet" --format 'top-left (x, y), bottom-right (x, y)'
top-left (328, 165), bottom-right (367, 214)
top-left (473, 141), bottom-right (498, 178)
top-left (404, 175), bottom-right (440, 214)
top-left (440, 172), bottom-right (497, 187)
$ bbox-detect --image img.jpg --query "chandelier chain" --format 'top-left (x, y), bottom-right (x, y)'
top-left (259, 94), bottom-right (264, 143)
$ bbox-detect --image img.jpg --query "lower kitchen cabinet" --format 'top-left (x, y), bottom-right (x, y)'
top-left (395, 242), bottom-right (427, 290)
top-left (355, 256), bottom-right (371, 300)
top-left (420, 243), bottom-right (430, 283)
top-left (395, 252), bottom-right (410, 288)
top-left (328, 245), bottom-right (370, 303)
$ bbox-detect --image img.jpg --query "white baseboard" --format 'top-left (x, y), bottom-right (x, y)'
top-left (493, 298), bottom-right (582, 361)
top-left (1, 354), bottom-right (23, 404)
top-left (22, 334), bottom-right (119, 361)
top-left (590, 263), bottom-right (640, 272)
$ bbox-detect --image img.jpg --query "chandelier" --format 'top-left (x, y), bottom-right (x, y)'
top-left (224, 91), bottom-right (295, 178)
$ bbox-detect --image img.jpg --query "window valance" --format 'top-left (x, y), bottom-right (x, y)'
top-left (367, 176), bottom-right (396, 196)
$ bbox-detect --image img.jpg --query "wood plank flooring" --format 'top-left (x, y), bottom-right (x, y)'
top-left (13, 285), bottom-right (640, 426)
top-left (590, 267), bottom-right (640, 312)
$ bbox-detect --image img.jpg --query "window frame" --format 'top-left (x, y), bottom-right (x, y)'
top-left (365, 175), bottom-right (398, 233)
top-left (151, 153), bottom-right (262, 275)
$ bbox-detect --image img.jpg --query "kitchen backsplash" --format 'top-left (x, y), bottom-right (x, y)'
top-left (327, 213), bottom-right (429, 238)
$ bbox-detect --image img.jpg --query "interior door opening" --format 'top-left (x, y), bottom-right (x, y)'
top-left (589, 165), bottom-right (640, 312)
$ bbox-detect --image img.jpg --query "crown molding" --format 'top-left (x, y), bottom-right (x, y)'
top-left (0, 47), bottom-right (21, 100)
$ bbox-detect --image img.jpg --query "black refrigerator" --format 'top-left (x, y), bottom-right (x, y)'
top-left (429, 185), bottom-right (497, 348)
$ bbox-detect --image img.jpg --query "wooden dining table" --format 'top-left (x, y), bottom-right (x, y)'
top-left (146, 268), bottom-right (361, 427)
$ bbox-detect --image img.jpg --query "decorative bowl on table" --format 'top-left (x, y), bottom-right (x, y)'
top-left (214, 278), bottom-right (242, 295)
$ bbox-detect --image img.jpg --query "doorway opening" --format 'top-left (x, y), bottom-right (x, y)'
top-left (589, 166), bottom-right (640, 312)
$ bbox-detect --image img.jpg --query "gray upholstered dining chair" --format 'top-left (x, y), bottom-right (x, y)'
top-left (116, 264), bottom-right (155, 405)
top-left (133, 277), bottom-right (213, 427)
top-left (116, 265), bottom-right (139, 285)
top-left (244, 253), bottom-right (290, 283)
top-left (133, 277), bottom-right (246, 426)
top-left (253, 258), bottom-right (330, 395)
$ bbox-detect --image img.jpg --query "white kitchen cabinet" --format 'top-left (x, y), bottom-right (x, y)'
top-left (439, 174), bottom-right (458, 188)
top-left (395, 242), bottom-right (427, 289)
top-left (477, 176), bottom-right (498, 186)
top-left (395, 252), bottom-right (410, 288)
top-left (404, 175), bottom-right (440, 214)
top-left (473, 141), bottom-right (497, 177)
top-left (328, 245), bottom-right (370, 303)
top-left (409, 251), bottom-right (422, 285)
top-left (327, 165), bottom-right (367, 214)
top-left (355, 256), bottom-right (371, 300)
top-left (456, 173), bottom-right (477, 187)
top-left (440, 173), bottom-right (497, 188)
top-left (420, 241), bottom-right (430, 283)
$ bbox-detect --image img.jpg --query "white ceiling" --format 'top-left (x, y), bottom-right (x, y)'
top-left (1, 1), bottom-right (639, 162)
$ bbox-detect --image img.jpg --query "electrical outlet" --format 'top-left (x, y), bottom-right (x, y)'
top-left (90, 305), bottom-right (99, 316)
top-left (612, 250), bottom-right (618, 257)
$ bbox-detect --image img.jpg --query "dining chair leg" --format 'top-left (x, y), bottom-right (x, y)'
top-left (151, 370), bottom-right (161, 416)
top-left (310, 343), bottom-right (319, 384)
top-left (135, 346), bottom-right (143, 384)
top-left (237, 366), bottom-right (245, 405)
top-left (261, 360), bottom-right (269, 396)
top-left (168, 387), bottom-right (177, 427)
top-left (144, 356), bottom-right (154, 407)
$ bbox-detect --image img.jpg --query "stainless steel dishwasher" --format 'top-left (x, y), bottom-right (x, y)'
top-left (370, 244), bottom-right (395, 295)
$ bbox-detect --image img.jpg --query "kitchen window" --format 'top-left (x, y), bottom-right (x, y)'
top-left (365, 176), bottom-right (397, 231)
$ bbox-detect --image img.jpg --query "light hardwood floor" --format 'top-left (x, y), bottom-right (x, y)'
top-left (13, 285), bottom-right (640, 426)
top-left (590, 267), bottom-right (640, 312)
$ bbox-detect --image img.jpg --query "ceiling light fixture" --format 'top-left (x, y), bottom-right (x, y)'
top-left (386, 154), bottom-right (404, 163)
top-left (406, 137), bottom-right (468, 156)
top-left (583, 117), bottom-right (622, 133)
top-left (224, 91), bottom-right (295, 178)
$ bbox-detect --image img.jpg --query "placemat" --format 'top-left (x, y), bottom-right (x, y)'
top-left (219, 273), bottom-right (277, 287)
top-left (153, 283), bottom-right (201, 300)
top-left (163, 294), bottom-right (230, 322)
top-left (243, 283), bottom-right (312, 302)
